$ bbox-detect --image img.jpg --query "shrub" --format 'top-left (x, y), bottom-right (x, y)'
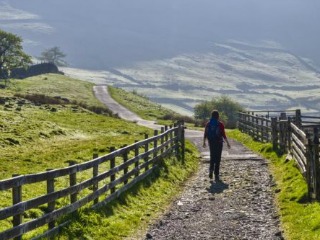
top-left (160, 113), bottom-right (194, 124)
top-left (194, 95), bottom-right (245, 128)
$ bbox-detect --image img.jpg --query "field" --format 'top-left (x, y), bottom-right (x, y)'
top-left (0, 74), bottom-right (154, 179)
top-left (62, 41), bottom-right (320, 116)
top-left (0, 74), bottom-right (199, 239)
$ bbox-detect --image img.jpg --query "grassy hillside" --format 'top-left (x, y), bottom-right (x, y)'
top-left (0, 74), bottom-right (152, 178)
top-left (63, 41), bottom-right (320, 116)
top-left (108, 86), bottom-right (176, 121)
top-left (11, 73), bottom-right (105, 107)
top-left (0, 74), bottom-right (199, 239)
top-left (108, 86), bottom-right (194, 126)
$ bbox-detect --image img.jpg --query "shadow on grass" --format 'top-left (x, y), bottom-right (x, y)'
top-left (261, 145), bottom-right (285, 158)
top-left (297, 193), bottom-right (310, 203)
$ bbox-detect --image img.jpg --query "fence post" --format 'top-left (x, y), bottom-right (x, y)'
top-left (280, 112), bottom-right (287, 120)
top-left (181, 121), bottom-right (185, 164)
top-left (144, 134), bottom-right (149, 171)
top-left (261, 117), bottom-right (265, 142)
top-left (266, 118), bottom-right (271, 142)
top-left (255, 114), bottom-right (259, 140)
top-left (295, 109), bottom-right (302, 128)
top-left (176, 122), bottom-right (183, 157)
top-left (69, 161), bottom-right (77, 204)
top-left (250, 112), bottom-right (254, 138)
top-left (271, 117), bottom-right (278, 150)
top-left (280, 113), bottom-right (288, 153)
top-left (170, 125), bottom-right (174, 150)
top-left (279, 120), bottom-right (289, 154)
top-left (238, 112), bottom-right (242, 132)
top-left (46, 169), bottom-right (55, 231)
top-left (110, 147), bottom-right (116, 194)
top-left (174, 123), bottom-right (179, 156)
top-left (279, 121), bottom-right (284, 153)
top-left (244, 112), bottom-right (249, 134)
top-left (92, 153), bottom-right (99, 205)
top-left (135, 140), bottom-right (139, 178)
top-left (306, 134), bottom-right (313, 201)
top-left (313, 128), bottom-right (320, 200)
top-left (165, 126), bottom-right (169, 152)
top-left (161, 127), bottom-right (165, 154)
top-left (153, 130), bottom-right (158, 165)
top-left (123, 145), bottom-right (129, 184)
top-left (287, 118), bottom-right (292, 152)
top-left (12, 174), bottom-right (22, 240)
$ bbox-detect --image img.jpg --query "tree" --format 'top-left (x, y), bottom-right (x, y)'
top-left (0, 29), bottom-right (31, 85)
top-left (38, 46), bottom-right (67, 66)
top-left (194, 95), bottom-right (245, 128)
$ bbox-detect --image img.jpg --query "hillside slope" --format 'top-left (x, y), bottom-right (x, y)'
top-left (0, 74), bottom-right (153, 179)
top-left (63, 41), bottom-right (320, 115)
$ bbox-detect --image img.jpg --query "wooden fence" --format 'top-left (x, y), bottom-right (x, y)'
top-left (238, 110), bottom-right (320, 201)
top-left (0, 123), bottom-right (185, 240)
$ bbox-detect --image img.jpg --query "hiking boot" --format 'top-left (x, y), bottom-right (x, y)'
top-left (209, 172), bottom-right (213, 179)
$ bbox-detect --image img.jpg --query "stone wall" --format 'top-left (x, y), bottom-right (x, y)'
top-left (10, 62), bottom-right (63, 79)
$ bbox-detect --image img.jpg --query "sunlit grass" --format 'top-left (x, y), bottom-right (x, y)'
top-left (0, 74), bottom-right (200, 239)
top-left (58, 141), bottom-right (199, 240)
top-left (10, 74), bottom-right (104, 107)
top-left (108, 86), bottom-right (174, 121)
top-left (108, 86), bottom-right (194, 125)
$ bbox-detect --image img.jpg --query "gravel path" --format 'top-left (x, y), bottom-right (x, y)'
top-left (94, 85), bottom-right (283, 240)
top-left (144, 136), bottom-right (283, 240)
top-left (93, 85), bottom-right (161, 130)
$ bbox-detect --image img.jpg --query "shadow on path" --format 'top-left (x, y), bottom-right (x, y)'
top-left (207, 180), bottom-right (229, 194)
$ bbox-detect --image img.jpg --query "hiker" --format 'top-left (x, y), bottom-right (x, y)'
top-left (203, 110), bottom-right (231, 181)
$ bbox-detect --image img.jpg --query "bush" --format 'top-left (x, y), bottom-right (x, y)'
top-left (194, 95), bottom-right (245, 128)
top-left (160, 113), bottom-right (194, 124)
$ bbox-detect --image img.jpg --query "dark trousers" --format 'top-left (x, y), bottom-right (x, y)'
top-left (209, 141), bottom-right (223, 176)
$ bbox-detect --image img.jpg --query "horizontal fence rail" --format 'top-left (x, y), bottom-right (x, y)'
top-left (238, 109), bottom-right (320, 201)
top-left (0, 123), bottom-right (185, 240)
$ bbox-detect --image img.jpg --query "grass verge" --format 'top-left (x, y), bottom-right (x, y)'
top-left (228, 129), bottom-right (320, 240)
top-left (56, 141), bottom-right (199, 240)
top-left (108, 86), bottom-right (194, 125)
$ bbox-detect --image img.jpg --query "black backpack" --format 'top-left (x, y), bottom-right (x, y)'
top-left (207, 121), bottom-right (222, 142)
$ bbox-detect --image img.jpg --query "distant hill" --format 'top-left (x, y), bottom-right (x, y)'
top-left (63, 41), bottom-right (320, 115)
top-left (1, 0), bottom-right (320, 69)
top-left (2, 1), bottom-right (320, 115)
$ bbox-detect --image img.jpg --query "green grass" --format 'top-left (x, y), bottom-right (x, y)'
top-left (10, 74), bottom-right (105, 107)
top-left (58, 141), bottom-right (198, 240)
top-left (0, 74), bottom-right (200, 239)
top-left (108, 86), bottom-right (168, 121)
top-left (108, 86), bottom-right (194, 125)
top-left (228, 129), bottom-right (320, 240)
top-left (1, 75), bottom-right (153, 179)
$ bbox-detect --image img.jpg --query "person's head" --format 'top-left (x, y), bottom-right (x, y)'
top-left (211, 110), bottom-right (219, 120)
